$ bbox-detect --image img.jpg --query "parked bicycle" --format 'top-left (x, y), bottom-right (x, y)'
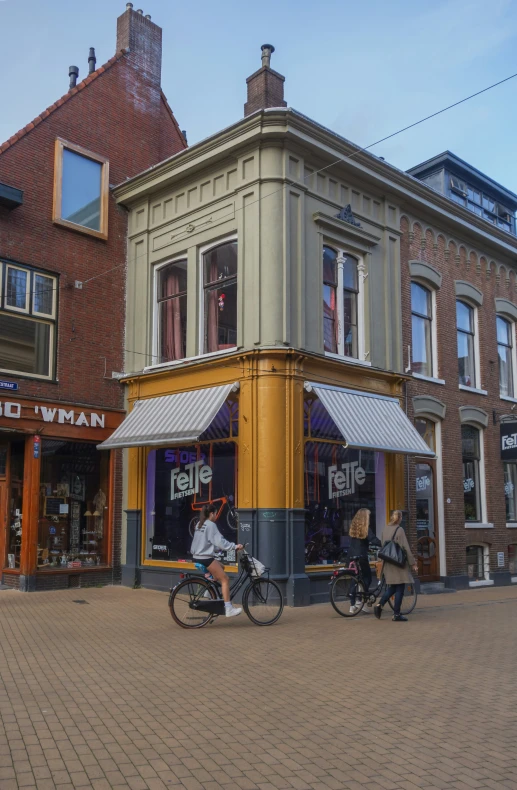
top-left (169, 546), bottom-right (283, 628)
top-left (188, 492), bottom-right (238, 537)
top-left (329, 551), bottom-right (418, 617)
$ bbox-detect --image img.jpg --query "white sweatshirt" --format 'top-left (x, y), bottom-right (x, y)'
top-left (190, 521), bottom-right (236, 559)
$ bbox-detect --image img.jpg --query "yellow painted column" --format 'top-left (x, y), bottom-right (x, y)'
top-left (385, 453), bottom-right (406, 516)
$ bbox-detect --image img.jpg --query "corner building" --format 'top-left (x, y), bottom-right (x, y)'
top-left (107, 50), bottom-right (432, 604)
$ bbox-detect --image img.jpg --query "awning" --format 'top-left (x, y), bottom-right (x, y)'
top-left (305, 382), bottom-right (434, 457)
top-left (97, 383), bottom-right (238, 450)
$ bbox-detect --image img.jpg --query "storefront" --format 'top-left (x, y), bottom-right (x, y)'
top-left (0, 394), bottom-right (124, 590)
top-left (106, 350), bottom-right (432, 605)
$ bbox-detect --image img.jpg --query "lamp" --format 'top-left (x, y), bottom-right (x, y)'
top-left (92, 510), bottom-right (101, 517)
top-left (84, 510), bottom-right (92, 517)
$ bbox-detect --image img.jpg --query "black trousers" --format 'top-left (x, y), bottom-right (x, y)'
top-left (350, 558), bottom-right (372, 606)
top-left (380, 582), bottom-right (405, 615)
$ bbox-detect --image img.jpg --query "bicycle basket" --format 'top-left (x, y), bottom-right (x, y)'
top-left (248, 556), bottom-right (266, 578)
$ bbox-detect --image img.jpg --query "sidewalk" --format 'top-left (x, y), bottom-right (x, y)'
top-left (0, 585), bottom-right (516, 790)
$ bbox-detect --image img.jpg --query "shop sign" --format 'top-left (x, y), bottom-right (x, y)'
top-left (501, 422), bottom-right (517, 461)
top-left (328, 462), bottom-right (366, 499)
top-left (0, 399), bottom-right (105, 428)
top-left (0, 381), bottom-right (18, 391)
top-left (170, 459), bottom-right (212, 500)
top-left (463, 477), bottom-right (475, 492)
top-left (416, 475), bottom-right (431, 491)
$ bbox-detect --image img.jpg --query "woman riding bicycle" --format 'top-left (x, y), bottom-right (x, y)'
top-left (348, 508), bottom-right (381, 615)
top-left (190, 504), bottom-right (243, 618)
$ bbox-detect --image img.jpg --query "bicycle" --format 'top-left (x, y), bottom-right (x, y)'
top-left (328, 552), bottom-right (418, 618)
top-left (168, 546), bottom-right (284, 628)
top-left (188, 492), bottom-right (238, 537)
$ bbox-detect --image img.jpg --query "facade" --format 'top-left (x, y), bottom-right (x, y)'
top-left (0, 5), bottom-right (186, 591)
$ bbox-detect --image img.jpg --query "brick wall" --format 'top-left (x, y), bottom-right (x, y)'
top-left (244, 68), bottom-right (287, 116)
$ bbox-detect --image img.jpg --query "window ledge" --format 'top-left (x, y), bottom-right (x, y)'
top-left (459, 385), bottom-right (487, 396)
top-left (465, 522), bottom-right (493, 529)
top-left (469, 579), bottom-right (494, 587)
top-left (144, 347), bottom-right (238, 373)
top-left (501, 395), bottom-right (517, 404)
top-left (324, 352), bottom-right (372, 367)
top-left (412, 373), bottom-right (445, 386)
top-left (507, 523), bottom-right (517, 528)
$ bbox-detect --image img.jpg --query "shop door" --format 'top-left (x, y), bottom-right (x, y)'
top-left (415, 462), bottom-right (439, 580)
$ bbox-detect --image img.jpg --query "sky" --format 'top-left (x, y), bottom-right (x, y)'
top-left (2, 0), bottom-right (517, 190)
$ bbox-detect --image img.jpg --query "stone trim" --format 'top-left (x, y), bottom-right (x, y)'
top-left (455, 280), bottom-right (483, 306)
top-left (495, 297), bottom-right (517, 322)
top-left (413, 395), bottom-right (446, 420)
top-left (459, 405), bottom-right (489, 428)
top-left (409, 260), bottom-right (442, 289)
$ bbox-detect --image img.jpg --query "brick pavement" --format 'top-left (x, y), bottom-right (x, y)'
top-left (0, 585), bottom-right (516, 790)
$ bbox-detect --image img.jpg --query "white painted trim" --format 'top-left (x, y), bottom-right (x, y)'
top-left (143, 346), bottom-right (238, 373)
top-left (469, 579), bottom-right (494, 587)
top-left (507, 523), bottom-right (517, 528)
top-left (151, 254), bottom-right (189, 366)
top-left (431, 288), bottom-right (438, 378)
top-left (511, 576), bottom-right (517, 583)
top-left (324, 351), bottom-right (372, 367)
top-left (198, 234), bottom-right (238, 357)
top-left (474, 307), bottom-right (482, 389)
top-left (459, 384), bottom-right (487, 396)
top-left (434, 421), bottom-right (446, 578)
top-left (323, 243), bottom-right (366, 363)
top-left (479, 428), bottom-right (488, 524)
top-left (500, 395), bottom-right (517, 404)
top-left (465, 522), bottom-right (494, 529)
top-left (413, 373), bottom-right (445, 385)
top-left (4, 264), bottom-right (30, 314)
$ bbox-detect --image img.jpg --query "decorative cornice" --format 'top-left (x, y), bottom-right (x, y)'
top-left (312, 211), bottom-right (381, 249)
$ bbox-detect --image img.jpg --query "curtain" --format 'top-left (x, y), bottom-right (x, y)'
top-left (207, 260), bottom-right (219, 353)
top-left (162, 272), bottom-right (183, 361)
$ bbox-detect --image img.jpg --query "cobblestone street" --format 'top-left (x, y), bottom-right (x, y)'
top-left (0, 585), bottom-right (516, 790)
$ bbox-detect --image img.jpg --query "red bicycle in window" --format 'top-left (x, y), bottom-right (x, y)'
top-left (188, 492), bottom-right (238, 537)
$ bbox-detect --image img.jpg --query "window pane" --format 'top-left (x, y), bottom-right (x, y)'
top-left (412, 314), bottom-right (432, 376)
top-left (415, 418), bottom-right (435, 451)
top-left (466, 545), bottom-right (485, 580)
top-left (323, 283), bottom-right (337, 353)
top-left (204, 242), bottom-right (237, 286)
top-left (482, 195), bottom-right (496, 212)
top-left (6, 268), bottom-right (27, 309)
top-left (462, 425), bottom-right (480, 459)
top-left (411, 282), bottom-right (431, 317)
top-left (61, 149), bottom-right (102, 231)
top-left (497, 316), bottom-right (511, 346)
top-left (204, 281), bottom-right (237, 353)
top-left (456, 301), bottom-right (473, 332)
top-left (463, 459), bottom-right (480, 521)
top-left (342, 257), bottom-right (358, 290)
top-left (343, 290), bottom-right (357, 358)
top-left (499, 343), bottom-right (514, 397)
top-left (0, 313), bottom-right (51, 376)
top-left (457, 330), bottom-right (475, 387)
top-left (323, 247), bottom-right (337, 284)
top-left (467, 186), bottom-right (481, 204)
top-left (159, 261), bottom-right (187, 299)
top-left (468, 202), bottom-right (483, 217)
top-left (450, 191), bottom-right (466, 206)
top-left (34, 274), bottom-right (54, 315)
top-left (158, 295), bottom-right (187, 362)
top-left (484, 211), bottom-right (497, 224)
top-left (505, 464), bottom-right (517, 522)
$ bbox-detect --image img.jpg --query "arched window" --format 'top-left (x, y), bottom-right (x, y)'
top-left (156, 259), bottom-right (187, 362)
top-left (457, 300), bottom-right (476, 387)
top-left (497, 315), bottom-right (514, 398)
top-left (414, 417), bottom-right (435, 452)
top-left (462, 425), bottom-right (481, 522)
top-left (203, 240), bottom-right (237, 354)
top-left (411, 283), bottom-right (433, 377)
top-left (322, 246), bottom-right (359, 359)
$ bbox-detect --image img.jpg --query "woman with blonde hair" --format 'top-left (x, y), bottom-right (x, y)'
top-left (348, 508), bottom-right (381, 614)
top-left (374, 510), bottom-right (418, 622)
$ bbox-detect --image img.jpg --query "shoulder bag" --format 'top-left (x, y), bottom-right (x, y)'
top-left (378, 525), bottom-right (407, 568)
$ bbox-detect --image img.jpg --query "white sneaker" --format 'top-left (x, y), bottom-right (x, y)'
top-left (349, 605), bottom-right (359, 614)
top-left (225, 605), bottom-right (242, 618)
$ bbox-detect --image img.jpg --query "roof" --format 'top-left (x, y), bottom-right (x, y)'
top-left (407, 150), bottom-right (517, 207)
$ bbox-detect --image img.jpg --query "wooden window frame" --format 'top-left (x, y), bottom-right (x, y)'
top-left (53, 138), bottom-right (109, 241)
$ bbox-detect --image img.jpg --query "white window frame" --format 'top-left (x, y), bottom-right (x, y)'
top-left (456, 299), bottom-right (481, 391)
top-left (497, 315), bottom-right (517, 400)
top-left (198, 235), bottom-right (238, 358)
top-left (323, 244), bottom-right (368, 364)
top-left (410, 281), bottom-right (438, 380)
top-left (466, 543), bottom-right (493, 586)
top-left (32, 272), bottom-right (57, 319)
top-left (5, 264), bottom-right (30, 314)
top-left (462, 423), bottom-right (490, 528)
top-left (152, 255), bottom-right (189, 366)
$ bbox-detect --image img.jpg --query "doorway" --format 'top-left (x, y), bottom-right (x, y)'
top-left (415, 461), bottom-right (439, 580)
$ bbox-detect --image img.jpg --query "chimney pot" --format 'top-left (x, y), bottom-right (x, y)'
top-left (116, 4), bottom-right (163, 84)
top-left (261, 43), bottom-right (275, 69)
top-left (126, 2), bottom-right (133, 8)
top-left (244, 44), bottom-right (286, 117)
top-left (69, 65), bottom-right (79, 90)
top-left (145, 14), bottom-right (151, 19)
top-left (136, 8), bottom-right (143, 12)
top-left (88, 47), bottom-right (97, 74)
top-left (181, 130), bottom-right (188, 143)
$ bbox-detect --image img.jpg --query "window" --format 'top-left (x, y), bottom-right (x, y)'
top-left (447, 175), bottom-right (515, 234)
top-left (457, 301), bottom-right (476, 387)
top-left (466, 544), bottom-right (489, 581)
top-left (156, 260), bottom-right (187, 363)
top-left (508, 545), bottom-right (517, 574)
top-left (203, 241), bottom-right (237, 354)
top-left (462, 425), bottom-right (481, 522)
top-left (504, 463), bottom-right (517, 522)
top-left (415, 418), bottom-right (435, 452)
top-left (53, 138), bottom-right (109, 240)
top-left (322, 246), bottom-right (360, 359)
top-left (0, 260), bottom-right (57, 379)
top-left (497, 316), bottom-right (514, 397)
top-left (411, 283), bottom-right (433, 376)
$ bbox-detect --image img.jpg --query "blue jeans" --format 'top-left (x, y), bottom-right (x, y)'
top-left (380, 582), bottom-right (405, 615)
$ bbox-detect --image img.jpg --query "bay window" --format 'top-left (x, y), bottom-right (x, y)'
top-left (156, 260), bottom-right (187, 363)
top-left (203, 241), bottom-right (237, 354)
top-left (322, 245), bottom-right (360, 359)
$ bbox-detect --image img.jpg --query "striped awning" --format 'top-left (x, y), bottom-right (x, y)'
top-left (305, 382), bottom-right (434, 457)
top-left (97, 383), bottom-right (238, 450)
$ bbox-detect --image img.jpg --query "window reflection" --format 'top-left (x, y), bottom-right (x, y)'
top-left (61, 149), bottom-right (102, 231)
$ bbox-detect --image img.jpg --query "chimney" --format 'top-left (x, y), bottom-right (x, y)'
top-left (116, 4), bottom-right (162, 85)
top-left (88, 47), bottom-right (97, 74)
top-left (69, 65), bottom-right (79, 90)
top-left (244, 44), bottom-right (287, 117)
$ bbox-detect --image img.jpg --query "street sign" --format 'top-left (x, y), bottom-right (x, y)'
top-left (500, 422), bottom-right (517, 460)
top-left (0, 381), bottom-right (18, 391)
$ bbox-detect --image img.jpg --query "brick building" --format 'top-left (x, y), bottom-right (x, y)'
top-left (0, 4), bottom-right (186, 590)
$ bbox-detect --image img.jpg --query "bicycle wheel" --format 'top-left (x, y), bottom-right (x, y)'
top-left (226, 507), bottom-right (238, 531)
top-left (330, 574), bottom-right (366, 617)
top-left (243, 578), bottom-right (283, 626)
top-left (169, 578), bottom-right (216, 629)
top-left (388, 583), bottom-right (418, 615)
top-left (189, 516), bottom-right (199, 537)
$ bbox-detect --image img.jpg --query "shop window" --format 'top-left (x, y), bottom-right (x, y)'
top-left (322, 246), bottom-right (361, 359)
top-left (37, 440), bottom-right (109, 569)
top-left (53, 138), bottom-right (109, 239)
top-left (155, 259), bottom-right (187, 363)
top-left (145, 442), bottom-right (237, 562)
top-left (462, 425), bottom-right (482, 522)
top-left (457, 300), bottom-right (476, 387)
top-left (466, 544), bottom-right (489, 581)
top-left (304, 440), bottom-right (384, 566)
top-left (0, 260), bottom-right (57, 379)
top-left (415, 418), bottom-right (435, 452)
top-left (497, 315), bottom-right (515, 398)
top-left (304, 397), bottom-right (343, 441)
top-left (509, 544), bottom-right (517, 574)
top-left (411, 283), bottom-right (433, 377)
top-left (6, 440), bottom-right (24, 569)
top-left (504, 462), bottom-right (517, 522)
top-left (203, 240), bottom-right (237, 354)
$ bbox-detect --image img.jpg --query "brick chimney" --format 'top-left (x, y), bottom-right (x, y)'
top-left (116, 3), bottom-right (162, 85)
top-left (244, 44), bottom-right (287, 116)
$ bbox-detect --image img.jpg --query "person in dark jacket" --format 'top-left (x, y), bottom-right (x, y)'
top-left (348, 508), bottom-right (381, 614)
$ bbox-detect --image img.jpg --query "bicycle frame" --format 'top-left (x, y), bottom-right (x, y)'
top-left (181, 552), bottom-right (269, 616)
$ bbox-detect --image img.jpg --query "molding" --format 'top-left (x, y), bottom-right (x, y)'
top-left (464, 523), bottom-right (494, 529)
top-left (459, 385), bottom-right (487, 396)
top-left (312, 211), bottom-right (381, 251)
top-left (455, 280), bottom-right (483, 306)
top-left (412, 373), bottom-right (445, 385)
top-left (459, 405), bottom-right (489, 428)
top-left (409, 260), bottom-right (442, 290)
top-left (413, 395), bottom-right (446, 420)
top-left (495, 297), bottom-right (517, 323)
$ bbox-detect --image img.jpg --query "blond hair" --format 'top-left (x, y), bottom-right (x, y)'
top-left (349, 508), bottom-right (370, 539)
top-left (388, 510), bottom-right (403, 526)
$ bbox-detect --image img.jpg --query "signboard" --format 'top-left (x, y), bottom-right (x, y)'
top-left (0, 381), bottom-right (18, 391)
top-left (33, 435), bottom-right (40, 459)
top-left (497, 552), bottom-right (505, 568)
top-left (500, 422), bottom-right (517, 461)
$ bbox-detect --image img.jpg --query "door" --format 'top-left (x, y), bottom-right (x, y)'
top-left (415, 461), bottom-right (439, 580)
